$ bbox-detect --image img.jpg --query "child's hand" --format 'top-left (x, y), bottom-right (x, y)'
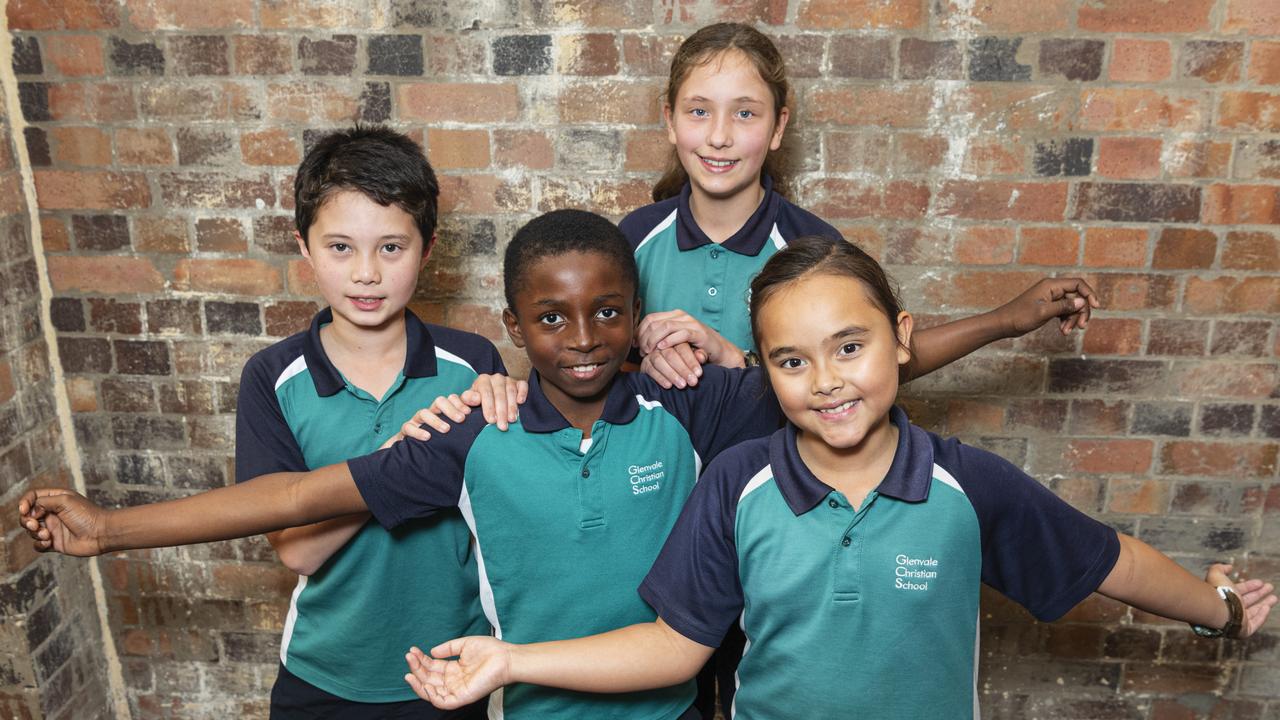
top-left (641, 343), bottom-right (709, 389)
top-left (992, 277), bottom-right (1100, 337)
top-left (404, 639), bottom-right (511, 709)
top-left (466, 373), bottom-right (528, 431)
top-left (636, 310), bottom-right (745, 367)
top-left (381, 394), bottom-right (473, 449)
top-left (18, 489), bottom-right (107, 557)
top-left (1205, 563), bottom-right (1278, 638)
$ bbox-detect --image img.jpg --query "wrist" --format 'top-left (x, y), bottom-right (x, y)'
top-left (1190, 585), bottom-right (1243, 639)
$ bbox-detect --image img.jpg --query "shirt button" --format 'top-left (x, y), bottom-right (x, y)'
top-left (841, 537), bottom-right (851, 547)
top-left (707, 287), bottom-right (718, 297)
top-left (828, 499), bottom-right (839, 509)
top-left (710, 249), bottom-right (720, 259)
top-left (373, 423), bottom-right (382, 433)
top-left (581, 468), bottom-right (590, 478)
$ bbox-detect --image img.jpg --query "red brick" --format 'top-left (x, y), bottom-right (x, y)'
top-left (937, 0), bottom-right (1069, 31)
top-left (1202, 184), bottom-right (1280, 225)
top-left (623, 129), bottom-right (670, 173)
top-left (494, 130), bottom-right (554, 171)
top-left (945, 399), bottom-right (1004, 434)
top-left (439, 174), bottom-right (534, 215)
top-left (1249, 41), bottom-right (1280, 85)
top-left (263, 81), bottom-right (355, 123)
top-left (143, 81), bottom-right (259, 121)
top-left (44, 34), bottom-right (105, 76)
top-left (892, 134), bottom-right (948, 175)
top-left (233, 36), bottom-right (293, 75)
top-left (1069, 399), bottom-right (1131, 435)
top-left (240, 129), bottom-right (300, 167)
top-left (557, 33), bottom-right (619, 76)
top-left (65, 376), bottom-right (97, 412)
top-left (1218, 92), bottom-right (1280, 132)
top-left (1096, 137), bottom-right (1162, 180)
top-left (1079, 89), bottom-right (1203, 132)
top-left (116, 128), bottom-right (174, 166)
top-left (1164, 139), bottom-right (1231, 179)
top-left (1108, 479), bottom-right (1168, 514)
top-left (621, 35), bottom-right (682, 77)
top-left (446, 303), bottom-right (506, 342)
top-left (1180, 41), bottom-right (1243, 84)
top-left (426, 129), bottom-right (490, 170)
top-left (825, 132), bottom-right (891, 175)
top-left (1094, 273), bottom-right (1176, 311)
top-left (7, 0), bottom-right (119, 29)
top-left (1066, 439), bottom-right (1153, 475)
top-left (558, 80), bottom-right (659, 124)
top-left (1174, 361), bottom-right (1278, 397)
top-left (536, 177), bottom-right (651, 217)
top-left (954, 226), bottom-right (1015, 265)
top-left (924, 270), bottom-right (1041, 309)
top-left (809, 86), bottom-right (931, 128)
top-left (48, 256), bottom-right (164, 293)
top-left (265, 301), bottom-right (320, 337)
top-left (41, 215), bottom-right (71, 252)
top-left (173, 259), bottom-right (282, 296)
top-left (195, 218), bottom-right (247, 252)
top-left (1225, 0), bottom-right (1280, 34)
top-left (796, 0), bottom-right (922, 28)
top-left (961, 139), bottom-right (1024, 175)
top-left (158, 172), bottom-right (275, 209)
top-left (134, 217), bottom-right (189, 254)
top-left (802, 179), bottom-right (929, 220)
top-left (1160, 441), bottom-right (1278, 478)
top-left (543, 0), bottom-right (650, 26)
top-left (35, 170), bottom-right (151, 209)
top-left (1018, 227), bottom-right (1079, 266)
top-left (1079, 0), bottom-right (1213, 32)
top-left (1185, 275), bottom-right (1280, 314)
top-left (1152, 228), bottom-right (1216, 269)
top-left (1222, 230), bottom-right (1279, 271)
top-left (287, 259), bottom-right (318, 295)
top-left (399, 83), bottom-right (522, 123)
top-left (48, 126), bottom-right (111, 166)
top-left (125, 0), bottom-right (252, 30)
top-left (48, 82), bottom-right (136, 122)
top-left (1082, 318), bottom-right (1142, 356)
top-left (948, 87), bottom-right (1074, 133)
top-left (260, 0), bottom-right (367, 28)
top-left (935, 181), bottom-right (1067, 222)
top-left (1108, 39), bottom-right (1172, 82)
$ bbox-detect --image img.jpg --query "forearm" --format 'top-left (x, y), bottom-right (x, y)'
top-left (905, 313), bottom-right (1008, 380)
top-left (510, 620), bottom-right (713, 694)
top-left (267, 513), bottom-right (371, 576)
top-left (1097, 534), bottom-right (1229, 629)
top-left (102, 463), bottom-right (366, 553)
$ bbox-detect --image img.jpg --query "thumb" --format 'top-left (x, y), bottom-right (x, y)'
top-left (1045, 295), bottom-right (1085, 319)
top-left (430, 637), bottom-right (468, 660)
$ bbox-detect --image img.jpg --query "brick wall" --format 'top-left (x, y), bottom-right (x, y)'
top-left (4, 0), bottom-right (1278, 717)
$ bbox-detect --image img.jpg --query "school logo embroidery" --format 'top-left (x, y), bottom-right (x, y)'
top-left (628, 460), bottom-right (664, 496)
top-left (894, 554), bottom-right (938, 591)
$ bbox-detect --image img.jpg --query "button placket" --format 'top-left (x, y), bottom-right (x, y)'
top-left (575, 424), bottom-right (607, 530)
top-left (832, 492), bottom-right (877, 602)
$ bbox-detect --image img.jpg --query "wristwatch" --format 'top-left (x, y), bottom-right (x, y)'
top-left (1190, 585), bottom-right (1244, 639)
top-left (743, 350), bottom-right (761, 368)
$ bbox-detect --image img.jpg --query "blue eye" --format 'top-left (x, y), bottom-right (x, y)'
top-left (736, 109), bottom-right (754, 119)
top-left (690, 108), bottom-right (708, 118)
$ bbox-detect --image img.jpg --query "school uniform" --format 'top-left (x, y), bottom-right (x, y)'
top-left (348, 366), bottom-right (780, 720)
top-left (640, 406), bottom-right (1121, 720)
top-left (620, 176), bottom-right (841, 352)
top-left (236, 308), bottom-right (499, 716)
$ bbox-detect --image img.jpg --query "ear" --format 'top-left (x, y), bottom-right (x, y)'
top-left (894, 311), bottom-right (914, 367)
top-left (769, 106), bottom-right (790, 152)
top-left (663, 104), bottom-right (677, 146)
top-left (295, 231), bottom-right (312, 262)
top-left (502, 308), bottom-right (525, 349)
top-left (419, 233), bottom-right (436, 271)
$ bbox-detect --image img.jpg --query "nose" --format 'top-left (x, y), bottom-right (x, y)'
top-left (707, 113), bottom-right (731, 149)
top-left (811, 359), bottom-right (842, 396)
top-left (568, 316), bottom-right (601, 353)
top-left (352, 250), bottom-right (380, 284)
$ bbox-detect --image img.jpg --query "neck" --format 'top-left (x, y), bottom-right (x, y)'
top-left (321, 309), bottom-right (408, 363)
top-left (538, 375), bottom-right (614, 439)
top-left (688, 180), bottom-right (766, 244)
top-left (796, 415), bottom-right (899, 508)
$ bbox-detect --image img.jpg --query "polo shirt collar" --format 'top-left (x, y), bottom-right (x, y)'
top-left (675, 175), bottom-right (781, 256)
top-left (303, 307), bottom-right (439, 397)
top-left (769, 405), bottom-right (935, 515)
top-left (518, 371), bottom-right (639, 433)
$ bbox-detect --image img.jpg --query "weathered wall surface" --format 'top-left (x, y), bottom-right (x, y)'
top-left (4, 0), bottom-right (1278, 717)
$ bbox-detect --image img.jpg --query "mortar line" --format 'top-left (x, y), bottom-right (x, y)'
top-left (0, 7), bottom-right (133, 719)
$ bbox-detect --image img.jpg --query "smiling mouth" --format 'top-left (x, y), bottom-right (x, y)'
top-left (564, 362), bottom-right (606, 381)
top-left (698, 155), bottom-right (739, 172)
top-left (815, 399), bottom-right (859, 417)
top-left (349, 296), bottom-right (385, 310)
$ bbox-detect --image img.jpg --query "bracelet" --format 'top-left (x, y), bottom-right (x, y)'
top-left (743, 350), bottom-right (761, 368)
top-left (1190, 585), bottom-right (1244, 639)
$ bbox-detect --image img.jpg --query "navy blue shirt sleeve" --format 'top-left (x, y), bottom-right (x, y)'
top-left (347, 411), bottom-right (488, 530)
top-left (639, 444), bottom-right (760, 647)
top-left (938, 437), bottom-right (1121, 622)
top-left (235, 350), bottom-right (308, 482)
top-left (637, 366), bottom-right (782, 463)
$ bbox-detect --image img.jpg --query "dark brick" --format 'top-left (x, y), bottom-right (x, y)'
top-left (114, 339), bottom-right (170, 375)
top-left (1039, 39), bottom-right (1103, 81)
top-left (158, 380), bottom-right (215, 415)
top-left (1138, 518), bottom-right (1248, 554)
top-left (359, 81), bottom-right (391, 123)
top-left (170, 35), bottom-right (229, 76)
top-left (829, 37), bottom-right (892, 79)
top-left (899, 39), bottom-right (961, 80)
top-left (1072, 183), bottom-right (1201, 223)
top-left (195, 217), bottom-right (247, 252)
top-left (299, 35), bottom-right (357, 76)
top-left (437, 217), bottom-right (497, 257)
top-left (1170, 481), bottom-right (1243, 515)
top-left (24, 127), bottom-right (50, 166)
top-left (969, 37), bottom-right (1030, 82)
top-left (58, 337), bottom-right (112, 373)
top-left (1067, 399), bottom-right (1130, 435)
top-left (1211, 320), bottom-right (1271, 356)
top-left (12, 36), bottom-right (42, 75)
top-left (234, 35), bottom-right (291, 75)
top-left (222, 631), bottom-right (279, 662)
top-left (1260, 405), bottom-right (1280, 438)
top-left (25, 597), bottom-right (60, 649)
top-left (176, 127), bottom-right (235, 166)
top-left (1104, 627), bottom-right (1161, 659)
top-left (71, 215), bottom-right (130, 252)
top-left (1200, 403), bottom-right (1256, 437)
top-left (146, 299), bottom-right (202, 335)
top-left (1181, 40), bottom-right (1243, 83)
top-left (89, 298), bottom-right (143, 334)
top-left (109, 37), bottom-right (164, 76)
top-left (1034, 138), bottom-right (1092, 177)
top-left (50, 297), bottom-right (84, 332)
top-left (1148, 319), bottom-right (1208, 356)
top-left (265, 301), bottom-right (318, 337)
top-left (111, 416), bottom-right (186, 450)
top-left (100, 377), bottom-right (156, 412)
top-left (368, 34), bottom-right (423, 75)
top-left (1131, 402), bottom-right (1192, 436)
top-left (1153, 227), bottom-right (1216, 269)
top-left (205, 301), bottom-right (261, 335)
top-left (493, 34), bottom-right (551, 76)
top-left (392, 0), bottom-right (520, 28)
top-left (1048, 359), bottom-right (1165, 394)
top-left (18, 82), bottom-right (50, 122)
top-left (1006, 398), bottom-right (1068, 433)
top-left (167, 455), bottom-right (227, 489)
top-left (33, 628), bottom-right (73, 684)
top-left (252, 215), bottom-right (297, 255)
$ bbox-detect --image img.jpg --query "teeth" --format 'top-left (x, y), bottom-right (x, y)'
top-left (703, 158), bottom-right (736, 167)
top-left (571, 364), bottom-right (600, 373)
top-left (818, 400), bottom-right (856, 415)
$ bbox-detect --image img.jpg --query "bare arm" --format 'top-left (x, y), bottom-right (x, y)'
top-left (266, 514), bottom-right (371, 576)
top-left (404, 619), bottom-right (713, 709)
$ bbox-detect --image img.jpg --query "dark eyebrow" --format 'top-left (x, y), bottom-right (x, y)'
top-left (593, 293), bottom-right (625, 303)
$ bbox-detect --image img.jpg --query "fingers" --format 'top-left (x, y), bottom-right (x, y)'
top-left (641, 349), bottom-right (692, 389)
top-left (669, 343), bottom-right (702, 384)
top-left (430, 638), bottom-right (467, 660)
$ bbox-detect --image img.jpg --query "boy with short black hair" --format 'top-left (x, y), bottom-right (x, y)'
top-left (234, 125), bottom-right (495, 718)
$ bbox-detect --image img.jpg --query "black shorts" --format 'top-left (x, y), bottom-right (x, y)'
top-left (270, 663), bottom-right (487, 720)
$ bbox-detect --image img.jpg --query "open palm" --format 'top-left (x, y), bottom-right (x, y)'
top-left (405, 636), bottom-right (512, 709)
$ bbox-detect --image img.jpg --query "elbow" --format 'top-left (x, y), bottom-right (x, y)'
top-left (276, 547), bottom-right (321, 576)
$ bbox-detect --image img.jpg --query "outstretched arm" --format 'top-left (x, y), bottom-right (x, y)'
top-left (18, 462), bottom-right (366, 557)
top-left (1098, 534), bottom-right (1276, 637)
top-left (906, 277), bottom-right (1099, 380)
top-left (404, 618), bottom-right (713, 709)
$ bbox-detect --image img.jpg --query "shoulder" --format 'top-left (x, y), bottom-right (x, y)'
top-left (423, 322), bottom-right (502, 374)
top-left (240, 331), bottom-right (309, 392)
top-left (705, 434), bottom-right (773, 488)
top-left (775, 196), bottom-right (842, 241)
top-left (619, 197), bottom-right (680, 250)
